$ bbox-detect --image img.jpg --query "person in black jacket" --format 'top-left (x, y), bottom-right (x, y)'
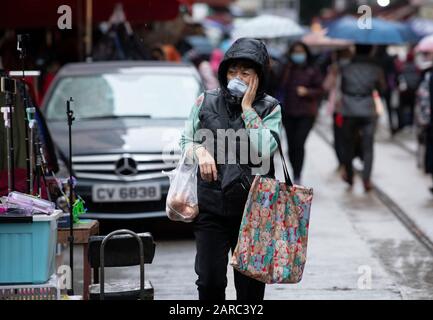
top-left (180, 38), bottom-right (283, 300)
top-left (427, 64), bottom-right (433, 194)
top-left (414, 51), bottom-right (433, 194)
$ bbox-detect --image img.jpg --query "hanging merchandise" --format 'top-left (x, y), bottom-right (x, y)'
top-left (0, 76), bottom-right (17, 194)
top-left (26, 106), bottom-right (36, 194)
top-left (1, 34), bottom-right (58, 199)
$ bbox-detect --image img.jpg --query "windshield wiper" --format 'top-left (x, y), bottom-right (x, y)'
top-left (80, 115), bottom-right (152, 120)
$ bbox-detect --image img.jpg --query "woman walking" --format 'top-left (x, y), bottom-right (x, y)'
top-left (339, 44), bottom-right (386, 191)
top-left (278, 41), bottom-right (324, 185)
top-left (180, 38), bottom-right (283, 300)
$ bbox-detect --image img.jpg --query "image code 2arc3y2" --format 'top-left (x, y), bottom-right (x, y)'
top-left (168, 304), bottom-right (264, 318)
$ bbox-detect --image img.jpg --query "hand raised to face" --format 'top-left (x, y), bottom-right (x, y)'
top-left (242, 74), bottom-right (258, 111)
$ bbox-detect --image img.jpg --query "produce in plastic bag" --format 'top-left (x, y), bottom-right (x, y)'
top-left (162, 154), bottom-right (199, 223)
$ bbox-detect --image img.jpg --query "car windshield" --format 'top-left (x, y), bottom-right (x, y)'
top-left (45, 72), bottom-right (202, 120)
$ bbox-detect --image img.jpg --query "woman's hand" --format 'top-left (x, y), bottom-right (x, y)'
top-left (195, 146), bottom-right (218, 182)
top-left (241, 74), bottom-right (259, 111)
top-left (297, 86), bottom-right (309, 97)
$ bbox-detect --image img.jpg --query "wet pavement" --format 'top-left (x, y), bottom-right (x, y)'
top-left (60, 111), bottom-right (433, 300)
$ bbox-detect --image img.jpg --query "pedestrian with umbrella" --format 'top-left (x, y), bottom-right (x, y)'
top-left (326, 16), bottom-right (416, 191)
top-left (323, 47), bottom-right (355, 173)
top-left (339, 44), bottom-right (387, 192)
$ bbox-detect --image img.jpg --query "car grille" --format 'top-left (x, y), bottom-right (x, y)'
top-left (72, 153), bottom-right (180, 181)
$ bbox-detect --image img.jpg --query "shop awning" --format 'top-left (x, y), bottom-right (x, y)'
top-left (179, 0), bottom-right (233, 6)
top-left (0, 0), bottom-right (180, 29)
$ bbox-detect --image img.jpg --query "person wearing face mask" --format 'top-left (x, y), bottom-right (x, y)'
top-left (179, 38), bottom-right (282, 300)
top-left (278, 41), bottom-right (324, 185)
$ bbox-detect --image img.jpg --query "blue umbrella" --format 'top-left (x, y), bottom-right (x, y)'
top-left (326, 16), bottom-right (417, 45)
top-left (184, 36), bottom-right (214, 57)
top-left (391, 20), bottom-right (420, 44)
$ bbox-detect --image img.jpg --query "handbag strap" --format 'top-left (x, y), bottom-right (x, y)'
top-left (270, 131), bottom-right (293, 186)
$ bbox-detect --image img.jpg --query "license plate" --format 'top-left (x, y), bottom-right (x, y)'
top-left (92, 183), bottom-right (161, 203)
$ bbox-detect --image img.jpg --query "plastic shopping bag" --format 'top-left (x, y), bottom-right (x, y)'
top-left (162, 153), bottom-right (199, 223)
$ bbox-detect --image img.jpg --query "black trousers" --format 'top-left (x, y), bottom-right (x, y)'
top-left (342, 116), bottom-right (377, 182)
top-left (193, 211), bottom-right (266, 300)
top-left (384, 90), bottom-right (393, 134)
top-left (283, 115), bottom-right (315, 179)
top-left (398, 90), bottom-right (416, 129)
top-left (333, 112), bottom-right (345, 167)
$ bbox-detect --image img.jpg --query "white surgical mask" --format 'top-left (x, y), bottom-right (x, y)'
top-left (415, 54), bottom-right (433, 71)
top-left (227, 77), bottom-right (248, 97)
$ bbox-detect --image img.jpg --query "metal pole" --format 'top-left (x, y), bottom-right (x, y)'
top-left (26, 106), bottom-right (36, 195)
top-left (6, 114), bottom-right (12, 193)
top-left (1, 106), bottom-right (12, 193)
top-left (29, 120), bottom-right (34, 195)
top-left (85, 0), bottom-right (93, 60)
top-left (22, 83), bottom-right (30, 194)
top-left (77, 0), bottom-right (84, 61)
top-left (17, 34), bottom-right (31, 194)
top-left (8, 93), bottom-right (15, 191)
top-left (66, 97), bottom-right (75, 296)
top-left (35, 137), bottom-right (42, 197)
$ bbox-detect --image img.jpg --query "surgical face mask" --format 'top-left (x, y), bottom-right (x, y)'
top-left (227, 77), bottom-right (248, 97)
top-left (291, 53), bottom-right (306, 65)
top-left (415, 54), bottom-right (433, 71)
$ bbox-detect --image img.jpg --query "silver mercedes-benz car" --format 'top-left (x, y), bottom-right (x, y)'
top-left (42, 61), bottom-right (203, 220)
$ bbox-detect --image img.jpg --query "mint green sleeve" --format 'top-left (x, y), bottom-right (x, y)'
top-left (241, 105), bottom-right (282, 157)
top-left (179, 93), bottom-right (204, 154)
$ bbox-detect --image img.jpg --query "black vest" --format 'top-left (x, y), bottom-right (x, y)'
top-left (196, 88), bottom-right (279, 217)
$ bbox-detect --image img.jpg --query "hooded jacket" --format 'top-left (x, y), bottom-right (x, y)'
top-left (217, 38), bottom-right (269, 103)
top-left (196, 38), bottom-right (280, 217)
